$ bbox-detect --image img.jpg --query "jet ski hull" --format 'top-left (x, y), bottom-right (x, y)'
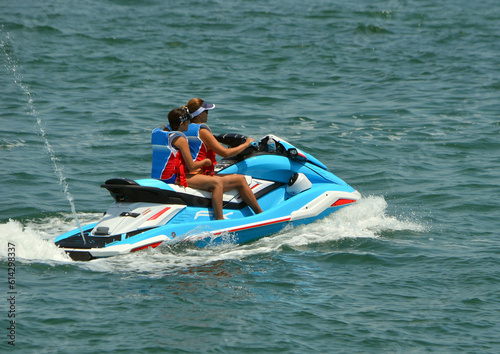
top-left (55, 135), bottom-right (361, 261)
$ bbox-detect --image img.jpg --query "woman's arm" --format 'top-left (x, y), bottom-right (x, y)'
top-left (172, 137), bottom-right (211, 171)
top-left (199, 129), bottom-right (254, 158)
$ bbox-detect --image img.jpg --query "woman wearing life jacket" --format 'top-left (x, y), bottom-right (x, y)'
top-left (168, 105), bottom-right (263, 220)
top-left (151, 108), bottom-right (212, 187)
top-left (185, 98), bottom-right (255, 172)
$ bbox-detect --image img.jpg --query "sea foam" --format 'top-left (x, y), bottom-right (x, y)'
top-left (0, 196), bottom-right (426, 274)
top-left (0, 219), bottom-right (70, 263)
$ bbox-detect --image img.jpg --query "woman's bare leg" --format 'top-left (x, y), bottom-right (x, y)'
top-left (216, 175), bottom-right (263, 215)
top-left (185, 174), bottom-right (263, 220)
top-left (186, 174), bottom-right (224, 220)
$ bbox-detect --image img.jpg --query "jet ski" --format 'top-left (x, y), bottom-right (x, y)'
top-left (55, 134), bottom-right (361, 261)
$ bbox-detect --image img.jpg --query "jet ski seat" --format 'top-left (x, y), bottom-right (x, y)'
top-left (101, 176), bottom-right (257, 209)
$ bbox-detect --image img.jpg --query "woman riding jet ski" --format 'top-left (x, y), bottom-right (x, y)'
top-left (55, 131), bottom-right (360, 261)
top-left (152, 106), bottom-right (263, 220)
top-left (55, 109), bottom-right (361, 261)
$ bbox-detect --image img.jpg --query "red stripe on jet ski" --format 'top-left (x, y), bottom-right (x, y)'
top-left (147, 207), bottom-right (171, 221)
top-left (331, 199), bottom-right (357, 207)
top-left (131, 241), bottom-right (163, 252)
top-left (213, 217), bottom-right (291, 236)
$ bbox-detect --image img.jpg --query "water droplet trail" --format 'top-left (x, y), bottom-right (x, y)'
top-left (1, 28), bottom-right (86, 243)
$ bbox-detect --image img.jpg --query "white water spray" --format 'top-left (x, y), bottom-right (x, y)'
top-left (1, 29), bottom-right (86, 243)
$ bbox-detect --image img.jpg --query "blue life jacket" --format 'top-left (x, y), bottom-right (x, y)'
top-left (162, 123), bottom-right (211, 160)
top-left (151, 128), bottom-right (186, 182)
top-left (185, 123), bottom-right (217, 175)
top-left (184, 123), bottom-right (210, 160)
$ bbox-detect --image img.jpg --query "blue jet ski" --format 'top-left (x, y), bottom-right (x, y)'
top-left (55, 134), bottom-right (361, 261)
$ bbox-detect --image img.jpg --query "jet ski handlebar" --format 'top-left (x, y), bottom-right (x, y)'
top-left (215, 133), bottom-right (280, 153)
top-left (215, 133), bottom-right (250, 148)
top-left (215, 133), bottom-right (328, 170)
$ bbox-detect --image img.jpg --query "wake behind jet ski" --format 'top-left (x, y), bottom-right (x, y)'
top-left (55, 134), bottom-right (361, 261)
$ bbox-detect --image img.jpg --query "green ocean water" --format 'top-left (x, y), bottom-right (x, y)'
top-left (1, 0), bottom-right (499, 352)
